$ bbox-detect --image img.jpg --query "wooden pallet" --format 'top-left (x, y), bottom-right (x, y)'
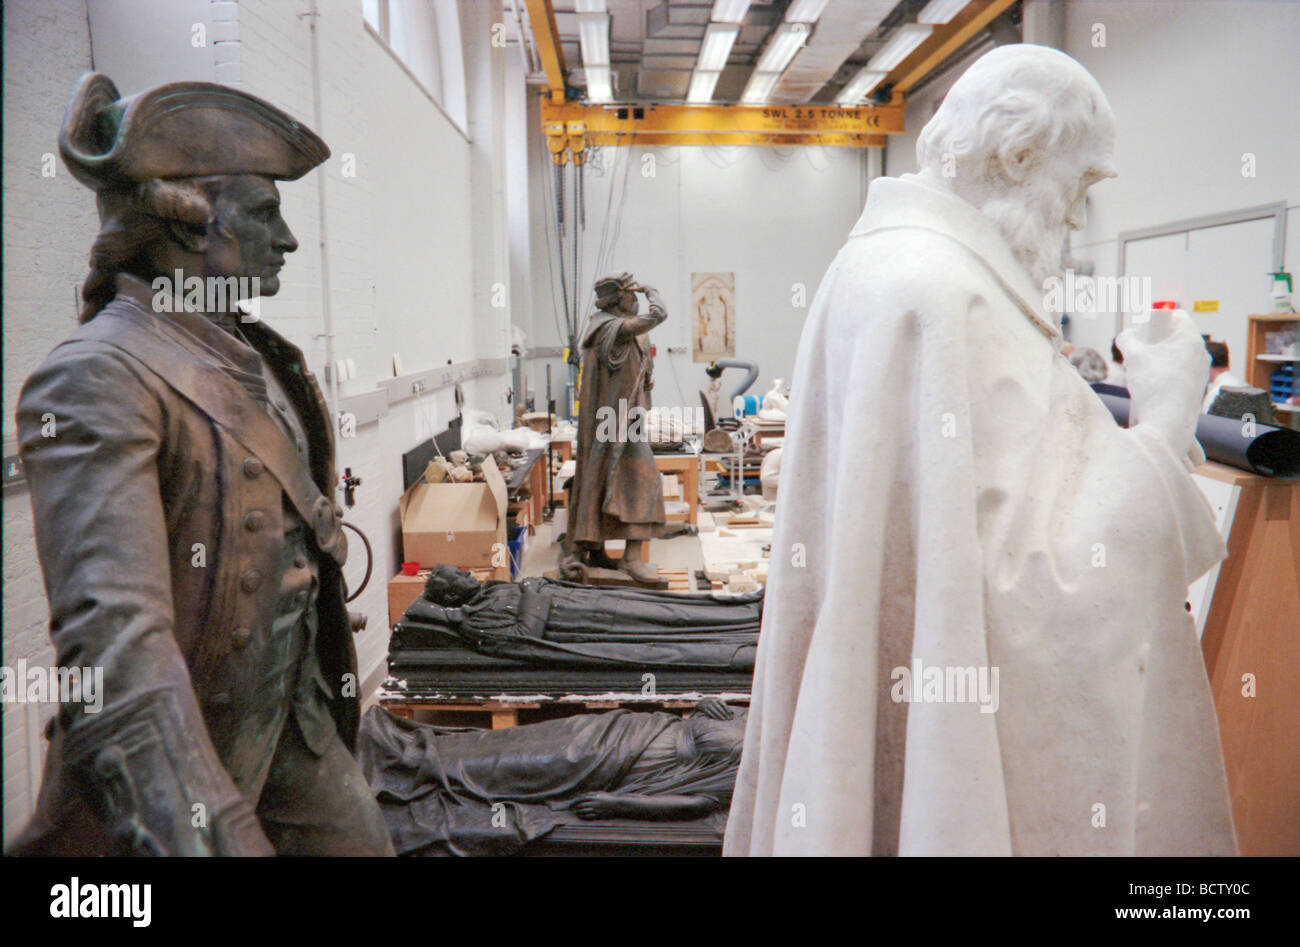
top-left (658, 567), bottom-right (696, 592)
top-left (380, 694), bottom-right (750, 730)
top-left (656, 567), bottom-right (736, 593)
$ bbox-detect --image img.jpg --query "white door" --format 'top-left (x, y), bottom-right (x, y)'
top-left (1123, 215), bottom-right (1278, 382)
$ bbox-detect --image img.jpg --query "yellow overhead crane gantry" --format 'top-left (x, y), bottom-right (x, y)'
top-left (526, 0), bottom-right (1017, 159)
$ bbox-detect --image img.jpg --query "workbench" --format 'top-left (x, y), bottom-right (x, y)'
top-left (1194, 461), bottom-right (1300, 855)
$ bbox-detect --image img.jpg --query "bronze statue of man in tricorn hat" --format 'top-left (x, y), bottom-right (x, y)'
top-left (8, 75), bottom-right (392, 855)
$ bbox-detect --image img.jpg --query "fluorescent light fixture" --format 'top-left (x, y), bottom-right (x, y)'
top-left (687, 70), bottom-right (723, 104)
top-left (918, 0), bottom-right (967, 24)
top-left (785, 0), bottom-right (830, 23)
top-left (574, 0), bottom-right (606, 11)
top-left (711, 0), bottom-right (752, 25)
top-left (697, 22), bottom-right (740, 71)
top-left (867, 23), bottom-right (931, 71)
top-left (578, 12), bottom-right (610, 67)
top-left (585, 65), bottom-right (612, 102)
top-left (740, 70), bottom-right (781, 104)
top-left (754, 22), bottom-right (810, 74)
top-left (835, 68), bottom-right (887, 105)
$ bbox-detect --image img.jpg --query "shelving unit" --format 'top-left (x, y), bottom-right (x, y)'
top-left (1244, 314), bottom-right (1299, 431)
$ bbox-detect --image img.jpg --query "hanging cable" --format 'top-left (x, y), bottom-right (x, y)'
top-left (538, 145), bottom-right (568, 350)
top-left (554, 161), bottom-right (571, 343)
top-left (341, 521), bottom-right (373, 603)
top-left (555, 161), bottom-right (566, 237)
top-left (578, 160), bottom-right (586, 232)
top-left (574, 159), bottom-right (585, 351)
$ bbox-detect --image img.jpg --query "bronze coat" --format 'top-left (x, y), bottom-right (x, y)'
top-left (12, 276), bottom-right (356, 855)
top-left (568, 305), bottom-right (667, 545)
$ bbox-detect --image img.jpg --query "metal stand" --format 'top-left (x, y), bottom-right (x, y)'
top-left (545, 363), bottom-right (554, 519)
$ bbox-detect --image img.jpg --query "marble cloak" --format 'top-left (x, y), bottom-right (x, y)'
top-left (723, 175), bottom-right (1237, 856)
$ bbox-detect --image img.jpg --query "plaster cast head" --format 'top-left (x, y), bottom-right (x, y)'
top-left (915, 44), bottom-right (1118, 289)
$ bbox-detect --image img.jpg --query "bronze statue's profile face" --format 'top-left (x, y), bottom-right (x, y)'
top-left (202, 173), bottom-right (298, 296)
top-left (616, 289), bottom-right (637, 316)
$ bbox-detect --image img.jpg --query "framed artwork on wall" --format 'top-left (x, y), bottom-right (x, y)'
top-left (691, 271), bottom-right (735, 362)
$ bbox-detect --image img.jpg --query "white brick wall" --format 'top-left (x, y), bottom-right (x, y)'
top-left (3, 0), bottom-right (513, 838)
top-left (2, 0), bottom-right (96, 847)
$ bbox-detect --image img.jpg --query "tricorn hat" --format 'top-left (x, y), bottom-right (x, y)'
top-left (59, 73), bottom-right (330, 190)
top-left (594, 272), bottom-right (633, 309)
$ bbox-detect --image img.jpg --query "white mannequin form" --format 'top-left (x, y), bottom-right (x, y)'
top-left (724, 45), bottom-right (1235, 856)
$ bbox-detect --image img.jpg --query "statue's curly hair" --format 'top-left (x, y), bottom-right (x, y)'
top-left (79, 178), bottom-right (214, 322)
top-left (916, 45), bottom-right (1108, 188)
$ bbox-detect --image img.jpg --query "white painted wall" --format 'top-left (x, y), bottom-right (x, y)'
top-left (2, 0), bottom-right (510, 839)
top-left (519, 139), bottom-right (869, 416)
top-left (886, 1), bottom-right (1300, 361)
top-left (1063, 0), bottom-right (1300, 358)
top-left (2, 0), bottom-right (96, 850)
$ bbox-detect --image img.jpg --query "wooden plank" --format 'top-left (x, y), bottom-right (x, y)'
top-left (1202, 478), bottom-right (1300, 854)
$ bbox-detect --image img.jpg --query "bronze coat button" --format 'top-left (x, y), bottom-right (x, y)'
top-left (231, 627), bottom-right (253, 650)
top-left (312, 496), bottom-right (335, 548)
top-left (240, 569), bottom-right (262, 593)
top-left (243, 510), bottom-right (265, 532)
top-left (243, 457), bottom-right (264, 479)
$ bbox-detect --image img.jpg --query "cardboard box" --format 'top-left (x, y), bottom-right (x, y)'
top-left (400, 454), bottom-right (509, 570)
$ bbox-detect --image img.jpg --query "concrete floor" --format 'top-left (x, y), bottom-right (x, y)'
top-left (519, 519), bottom-right (705, 579)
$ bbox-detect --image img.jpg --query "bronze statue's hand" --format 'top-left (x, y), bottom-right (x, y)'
top-left (696, 697), bottom-right (733, 720)
top-left (571, 792), bottom-right (620, 820)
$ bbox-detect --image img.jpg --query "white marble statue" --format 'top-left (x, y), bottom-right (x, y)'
top-left (759, 378), bottom-right (789, 421)
top-left (724, 45), bottom-right (1235, 856)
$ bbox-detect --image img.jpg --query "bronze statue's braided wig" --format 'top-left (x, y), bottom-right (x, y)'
top-left (79, 178), bottom-right (212, 322)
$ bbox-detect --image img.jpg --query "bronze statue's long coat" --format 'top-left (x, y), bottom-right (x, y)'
top-left (12, 276), bottom-right (356, 855)
top-left (568, 305), bottom-right (666, 546)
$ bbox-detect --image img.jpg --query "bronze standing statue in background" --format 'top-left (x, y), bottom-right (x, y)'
top-left (8, 74), bottom-right (392, 856)
top-left (563, 272), bottom-right (668, 585)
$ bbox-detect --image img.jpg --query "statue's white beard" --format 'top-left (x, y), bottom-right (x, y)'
top-left (980, 184), bottom-right (1070, 291)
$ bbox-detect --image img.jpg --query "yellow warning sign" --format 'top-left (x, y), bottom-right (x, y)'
top-left (1193, 300), bottom-right (1220, 313)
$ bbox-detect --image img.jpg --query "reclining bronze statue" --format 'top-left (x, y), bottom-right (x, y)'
top-left (388, 565), bottom-right (762, 696)
top-left (359, 698), bottom-right (746, 855)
